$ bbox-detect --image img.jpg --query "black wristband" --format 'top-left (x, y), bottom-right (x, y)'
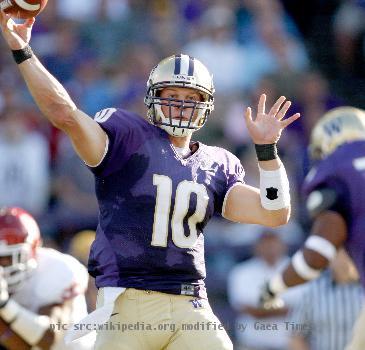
top-left (254, 143), bottom-right (278, 161)
top-left (12, 45), bottom-right (33, 65)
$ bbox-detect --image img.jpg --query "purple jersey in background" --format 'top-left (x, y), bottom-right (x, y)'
top-left (303, 141), bottom-right (365, 287)
top-left (87, 108), bottom-right (245, 298)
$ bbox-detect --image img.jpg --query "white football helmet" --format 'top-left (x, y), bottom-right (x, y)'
top-left (310, 107), bottom-right (365, 159)
top-left (0, 207), bottom-right (40, 293)
top-left (144, 54), bottom-right (215, 137)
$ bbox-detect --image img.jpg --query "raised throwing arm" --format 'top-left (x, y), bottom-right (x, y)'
top-left (0, 12), bottom-right (107, 166)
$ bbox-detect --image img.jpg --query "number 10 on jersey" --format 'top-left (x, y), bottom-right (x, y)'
top-left (151, 174), bottom-right (209, 249)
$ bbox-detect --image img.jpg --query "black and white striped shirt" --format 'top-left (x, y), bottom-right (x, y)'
top-left (291, 270), bottom-right (363, 350)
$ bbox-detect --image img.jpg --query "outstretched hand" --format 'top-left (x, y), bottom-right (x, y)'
top-left (0, 10), bottom-right (35, 50)
top-left (244, 94), bottom-right (300, 145)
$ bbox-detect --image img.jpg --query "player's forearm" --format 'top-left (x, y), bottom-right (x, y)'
top-left (268, 244), bottom-right (332, 297)
top-left (262, 205), bottom-right (291, 227)
top-left (282, 263), bottom-right (308, 287)
top-left (258, 157), bottom-right (282, 171)
top-left (0, 299), bottom-right (55, 349)
top-left (18, 54), bottom-right (78, 130)
top-left (257, 156), bottom-right (291, 225)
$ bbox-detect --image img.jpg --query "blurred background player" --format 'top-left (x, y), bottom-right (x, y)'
top-left (259, 107), bottom-right (365, 350)
top-left (290, 248), bottom-right (363, 350)
top-left (228, 230), bottom-right (304, 350)
top-left (0, 207), bottom-right (94, 350)
top-left (0, 106), bottom-right (50, 217)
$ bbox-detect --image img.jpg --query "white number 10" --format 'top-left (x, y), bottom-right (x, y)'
top-left (151, 174), bottom-right (209, 249)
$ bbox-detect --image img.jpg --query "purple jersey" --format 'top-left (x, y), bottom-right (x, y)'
top-left (303, 141), bottom-right (365, 286)
top-left (87, 108), bottom-right (244, 298)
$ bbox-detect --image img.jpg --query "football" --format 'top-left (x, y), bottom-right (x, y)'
top-left (1, 0), bottom-right (48, 19)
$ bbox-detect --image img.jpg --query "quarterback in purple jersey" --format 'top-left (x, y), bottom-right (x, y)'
top-left (260, 107), bottom-right (365, 350)
top-left (0, 11), bottom-right (300, 350)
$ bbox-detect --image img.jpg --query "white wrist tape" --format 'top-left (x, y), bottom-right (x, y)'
top-left (269, 274), bottom-right (287, 294)
top-left (292, 251), bottom-right (321, 280)
top-left (305, 235), bottom-right (337, 261)
top-left (0, 299), bottom-right (50, 345)
top-left (259, 165), bottom-right (290, 210)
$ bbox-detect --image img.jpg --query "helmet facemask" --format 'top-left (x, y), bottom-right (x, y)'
top-left (0, 208), bottom-right (41, 294)
top-left (0, 239), bottom-right (37, 293)
top-left (146, 87), bottom-right (213, 137)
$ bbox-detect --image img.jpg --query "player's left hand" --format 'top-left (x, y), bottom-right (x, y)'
top-left (258, 281), bottom-right (285, 310)
top-left (245, 94), bottom-right (300, 145)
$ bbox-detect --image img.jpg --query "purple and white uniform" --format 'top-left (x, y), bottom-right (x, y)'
top-left (303, 141), bottom-right (365, 287)
top-left (87, 108), bottom-right (244, 298)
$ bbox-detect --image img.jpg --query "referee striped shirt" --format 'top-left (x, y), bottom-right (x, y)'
top-left (291, 270), bottom-right (363, 350)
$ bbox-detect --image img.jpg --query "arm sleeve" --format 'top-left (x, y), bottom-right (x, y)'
top-left (215, 150), bottom-right (245, 214)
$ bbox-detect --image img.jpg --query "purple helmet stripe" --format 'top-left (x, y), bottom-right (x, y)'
top-left (188, 56), bottom-right (195, 76)
top-left (174, 54), bottom-right (181, 75)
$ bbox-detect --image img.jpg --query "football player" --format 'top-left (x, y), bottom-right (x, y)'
top-left (0, 13), bottom-right (300, 350)
top-left (259, 107), bottom-right (365, 350)
top-left (0, 207), bottom-right (93, 350)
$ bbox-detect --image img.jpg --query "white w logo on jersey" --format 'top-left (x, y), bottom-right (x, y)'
top-left (94, 108), bottom-right (117, 123)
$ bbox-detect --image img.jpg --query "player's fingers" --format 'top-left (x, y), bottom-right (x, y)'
top-left (276, 101), bottom-right (291, 120)
top-left (244, 107), bottom-right (253, 125)
top-left (258, 94), bottom-right (266, 115)
top-left (269, 96), bottom-right (286, 117)
top-left (280, 113), bottom-right (300, 128)
top-left (0, 10), bottom-right (12, 28)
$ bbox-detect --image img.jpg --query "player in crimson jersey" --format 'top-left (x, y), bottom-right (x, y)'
top-left (0, 207), bottom-right (93, 350)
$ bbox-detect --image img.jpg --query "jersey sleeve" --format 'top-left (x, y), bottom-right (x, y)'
top-left (88, 108), bottom-right (147, 177)
top-left (216, 149), bottom-right (245, 214)
top-left (306, 181), bottom-right (350, 221)
top-left (304, 164), bottom-right (350, 221)
top-left (226, 153), bottom-right (245, 191)
top-left (216, 148), bottom-right (245, 214)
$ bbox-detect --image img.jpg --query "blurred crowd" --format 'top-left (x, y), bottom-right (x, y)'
top-left (1, 0), bottom-right (365, 348)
